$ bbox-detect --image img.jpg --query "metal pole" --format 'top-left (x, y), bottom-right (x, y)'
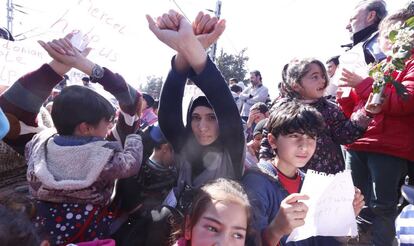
top-left (6, 0), bottom-right (13, 34)
top-left (209, 0), bottom-right (221, 61)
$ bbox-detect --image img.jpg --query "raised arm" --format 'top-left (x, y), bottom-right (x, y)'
top-left (0, 34), bottom-right (82, 154)
top-left (157, 59), bottom-right (188, 152)
top-left (147, 10), bottom-right (230, 154)
top-left (40, 33), bottom-right (142, 144)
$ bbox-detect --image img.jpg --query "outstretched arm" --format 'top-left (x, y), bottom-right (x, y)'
top-left (0, 34), bottom-right (82, 154)
top-left (41, 33), bottom-right (141, 144)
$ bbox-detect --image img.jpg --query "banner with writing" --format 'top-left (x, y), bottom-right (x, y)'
top-left (1, 0), bottom-right (175, 87)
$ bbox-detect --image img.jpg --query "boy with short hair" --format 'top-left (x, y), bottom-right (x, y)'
top-left (3, 34), bottom-right (143, 245)
top-left (242, 99), bottom-right (364, 245)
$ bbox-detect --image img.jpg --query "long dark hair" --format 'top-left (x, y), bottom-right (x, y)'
top-left (280, 58), bottom-right (329, 99)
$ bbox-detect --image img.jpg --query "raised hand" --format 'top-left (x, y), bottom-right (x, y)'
top-left (338, 68), bottom-right (364, 88)
top-left (264, 193), bottom-right (309, 243)
top-left (38, 32), bottom-right (92, 68)
top-left (192, 11), bottom-right (226, 49)
top-left (146, 10), bottom-right (194, 53)
top-left (147, 9), bottom-right (208, 74)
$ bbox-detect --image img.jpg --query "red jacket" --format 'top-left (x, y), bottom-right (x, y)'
top-left (338, 59), bottom-right (414, 161)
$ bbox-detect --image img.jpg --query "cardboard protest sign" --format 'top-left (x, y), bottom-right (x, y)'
top-left (287, 170), bottom-right (357, 242)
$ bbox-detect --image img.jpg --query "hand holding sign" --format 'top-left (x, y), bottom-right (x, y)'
top-left (353, 187), bottom-right (365, 216)
top-left (264, 193), bottom-right (309, 244)
top-left (287, 170), bottom-right (358, 242)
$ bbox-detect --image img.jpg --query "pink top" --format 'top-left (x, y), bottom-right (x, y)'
top-left (173, 238), bottom-right (187, 246)
top-left (141, 107), bottom-right (158, 126)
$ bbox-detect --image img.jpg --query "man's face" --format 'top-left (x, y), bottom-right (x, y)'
top-left (326, 61), bottom-right (338, 78)
top-left (250, 73), bottom-right (259, 86)
top-left (347, 5), bottom-right (371, 34)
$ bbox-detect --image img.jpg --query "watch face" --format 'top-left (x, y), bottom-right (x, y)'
top-left (92, 65), bottom-right (104, 79)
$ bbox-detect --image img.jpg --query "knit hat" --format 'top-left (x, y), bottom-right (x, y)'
top-left (142, 93), bottom-right (155, 108)
top-left (253, 118), bottom-right (268, 137)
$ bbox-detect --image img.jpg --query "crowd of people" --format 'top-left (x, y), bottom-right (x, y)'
top-left (0, 0), bottom-right (414, 246)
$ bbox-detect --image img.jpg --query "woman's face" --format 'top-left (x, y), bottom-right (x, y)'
top-left (188, 200), bottom-right (247, 246)
top-left (191, 106), bottom-right (219, 146)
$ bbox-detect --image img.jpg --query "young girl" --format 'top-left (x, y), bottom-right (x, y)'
top-left (275, 58), bottom-right (382, 174)
top-left (172, 178), bottom-right (252, 246)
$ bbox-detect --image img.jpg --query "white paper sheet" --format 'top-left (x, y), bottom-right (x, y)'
top-left (287, 170), bottom-right (358, 242)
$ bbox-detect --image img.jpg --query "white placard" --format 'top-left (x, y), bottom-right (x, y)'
top-left (287, 170), bottom-right (357, 242)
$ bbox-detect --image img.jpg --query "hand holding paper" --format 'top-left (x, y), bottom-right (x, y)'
top-left (353, 187), bottom-right (365, 216)
top-left (287, 170), bottom-right (358, 242)
top-left (264, 193), bottom-right (309, 244)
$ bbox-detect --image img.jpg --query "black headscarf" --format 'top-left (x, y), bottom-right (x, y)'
top-left (184, 96), bottom-right (223, 178)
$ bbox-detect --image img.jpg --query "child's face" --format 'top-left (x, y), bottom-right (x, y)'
top-left (189, 200), bottom-right (247, 246)
top-left (269, 132), bottom-right (316, 170)
top-left (88, 118), bottom-right (114, 138)
top-left (294, 63), bottom-right (326, 100)
top-left (191, 106), bottom-right (219, 146)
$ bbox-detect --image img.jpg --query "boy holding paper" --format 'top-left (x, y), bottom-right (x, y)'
top-left (242, 99), bottom-right (365, 246)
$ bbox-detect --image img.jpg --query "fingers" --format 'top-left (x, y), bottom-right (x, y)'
top-left (161, 13), bottom-right (177, 31)
top-left (283, 193), bottom-right (309, 204)
top-left (342, 68), bottom-right (352, 76)
top-left (203, 16), bottom-right (218, 34)
top-left (65, 32), bottom-right (75, 40)
top-left (82, 47), bottom-right (92, 57)
top-left (353, 188), bottom-right (365, 216)
top-left (62, 38), bottom-right (76, 53)
top-left (49, 41), bottom-right (68, 55)
top-left (193, 11), bottom-right (204, 32)
top-left (249, 109), bottom-right (260, 116)
top-left (195, 14), bottom-right (211, 34)
top-left (168, 9), bottom-right (180, 27)
top-left (208, 19), bottom-right (225, 41)
top-left (38, 40), bottom-right (65, 61)
top-left (146, 14), bottom-right (160, 36)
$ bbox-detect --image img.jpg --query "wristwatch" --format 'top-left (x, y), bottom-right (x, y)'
top-left (90, 64), bottom-right (104, 82)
